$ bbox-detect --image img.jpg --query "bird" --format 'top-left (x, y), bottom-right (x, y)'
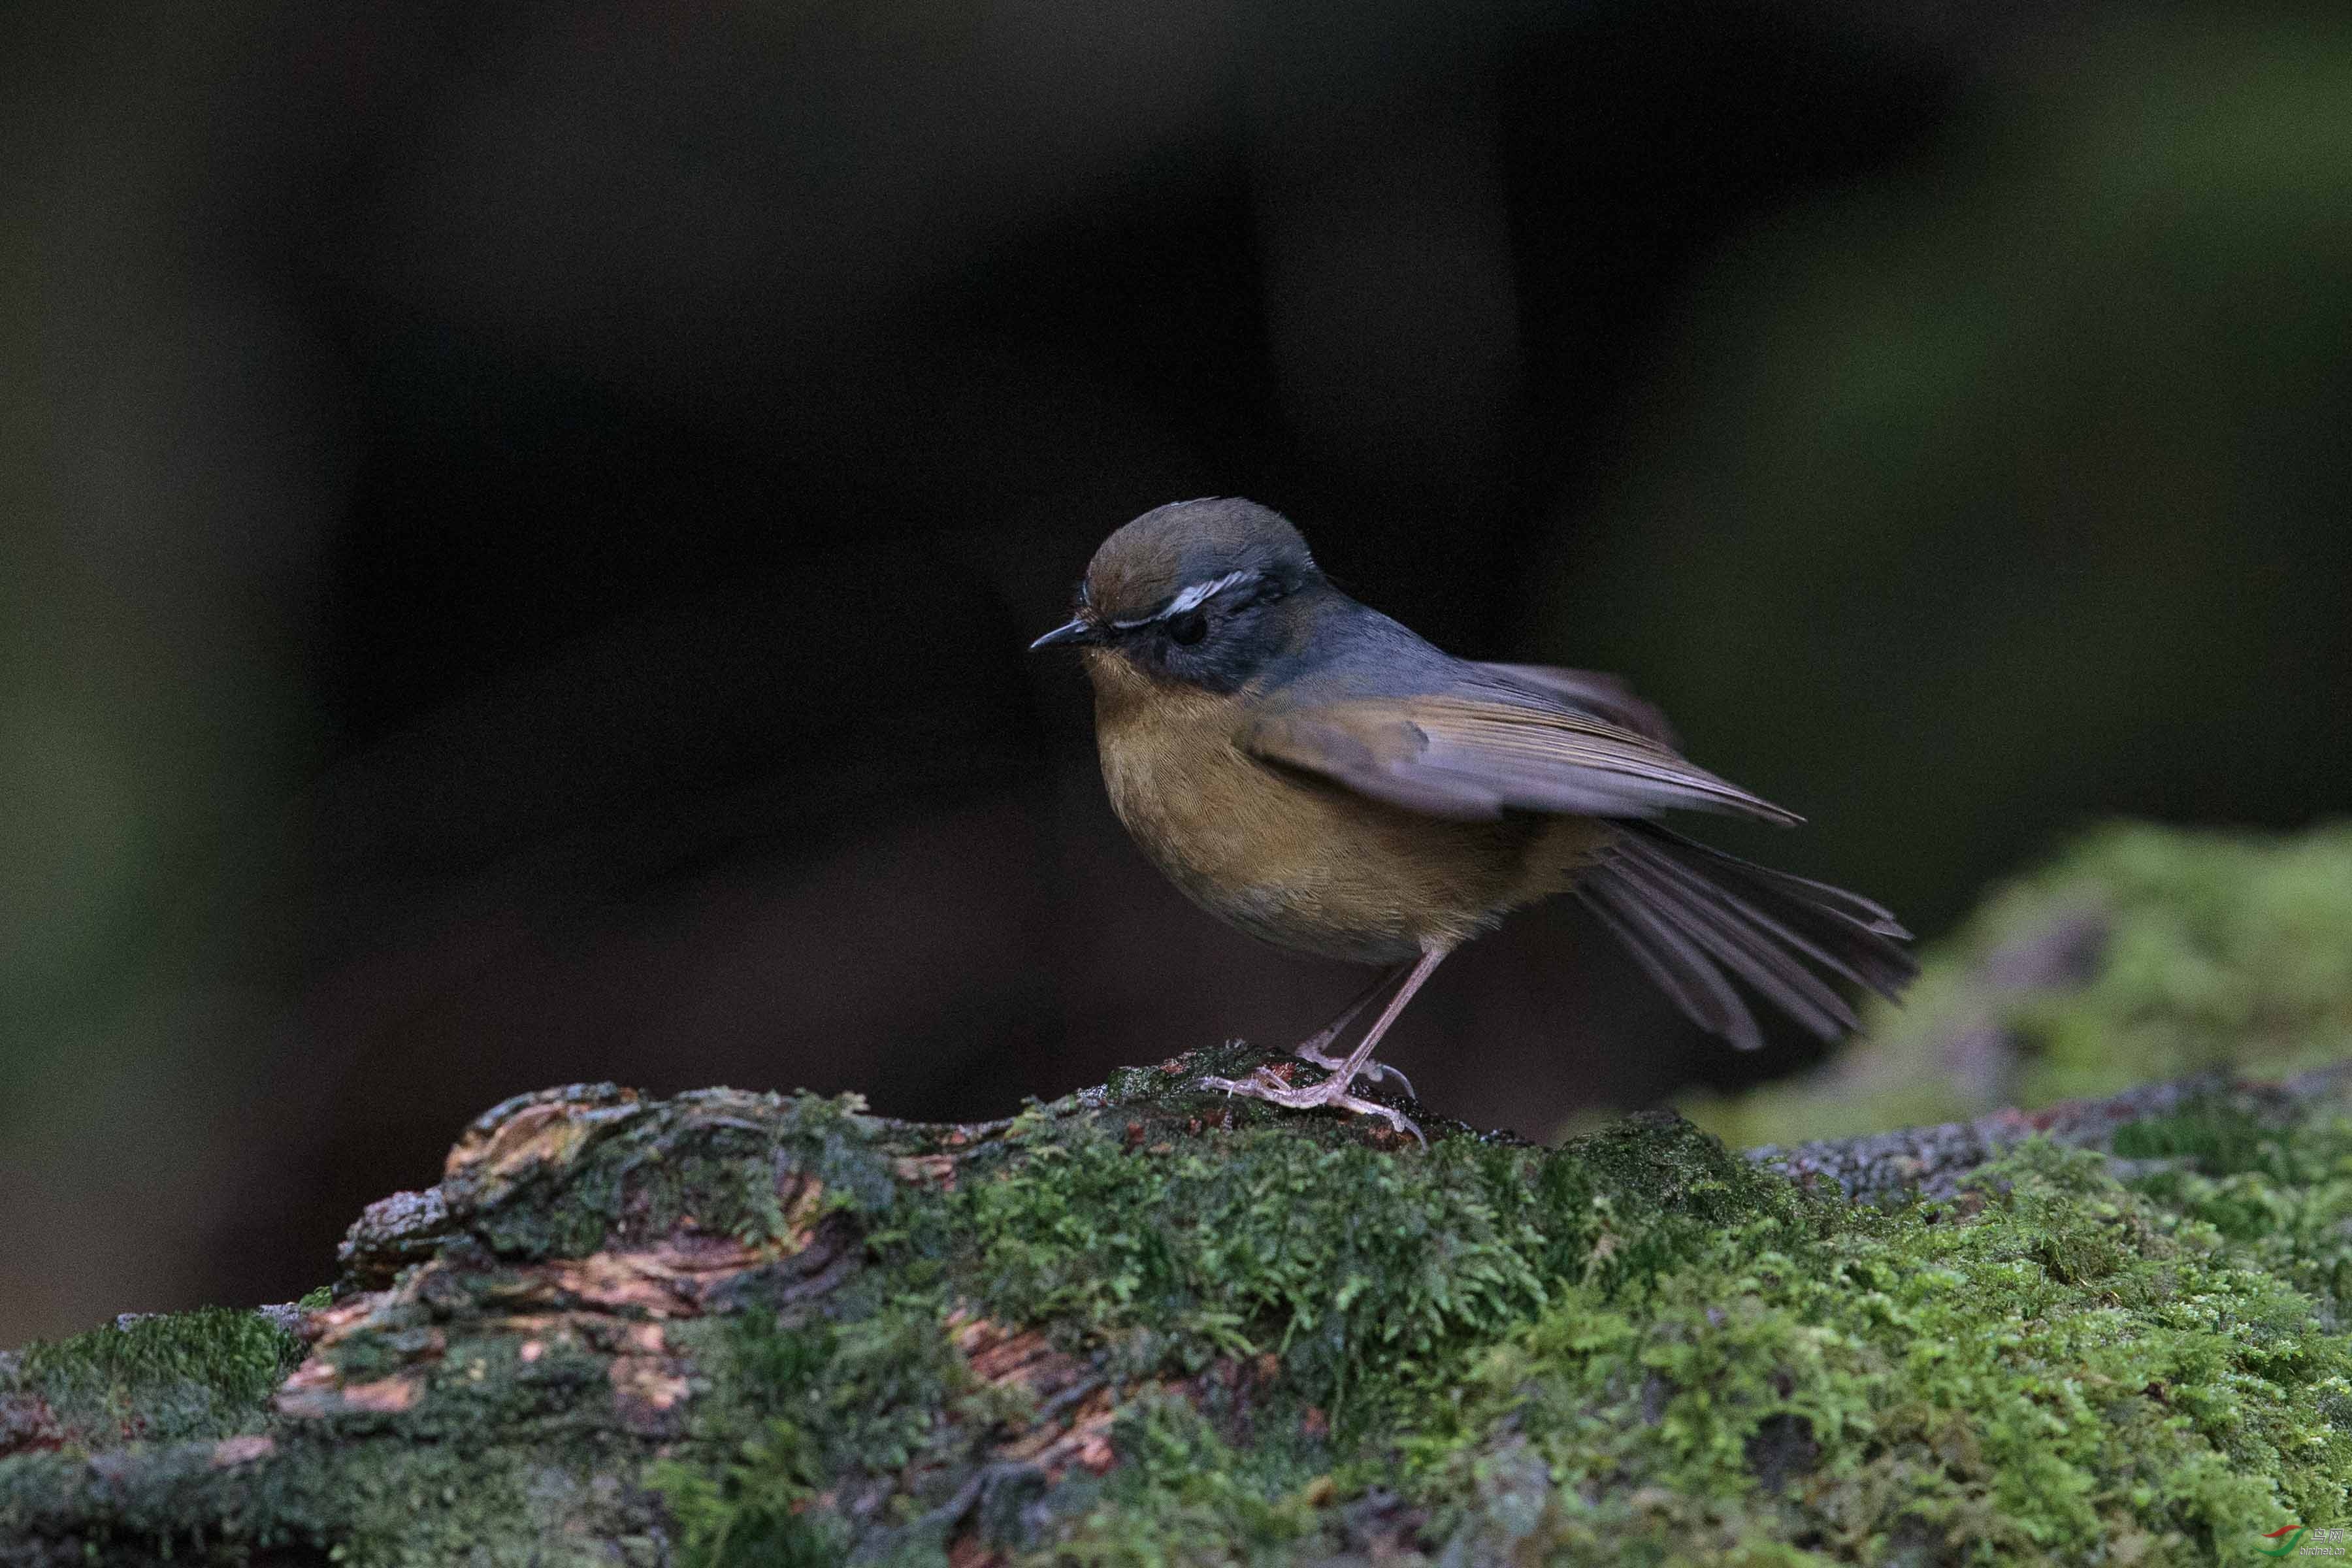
top-left (1030, 497), bottom-right (1914, 1141)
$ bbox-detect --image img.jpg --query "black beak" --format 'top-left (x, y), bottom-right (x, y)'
top-left (1028, 617), bottom-right (1097, 651)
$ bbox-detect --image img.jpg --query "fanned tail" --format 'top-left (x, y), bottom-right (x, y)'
top-left (1575, 823), bottom-right (1916, 1051)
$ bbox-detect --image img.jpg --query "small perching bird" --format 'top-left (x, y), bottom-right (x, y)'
top-left (1031, 498), bottom-right (1914, 1141)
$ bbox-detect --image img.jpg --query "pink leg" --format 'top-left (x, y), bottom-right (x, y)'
top-left (1292, 963), bottom-right (1416, 1096)
top-left (1199, 945), bottom-right (1451, 1143)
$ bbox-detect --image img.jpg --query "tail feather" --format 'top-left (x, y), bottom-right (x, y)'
top-left (1580, 876), bottom-right (1767, 1052)
top-left (1601, 845), bottom-right (1862, 1037)
top-left (1643, 826), bottom-right (1912, 938)
top-left (1614, 827), bottom-right (1914, 1000)
top-left (1575, 823), bottom-right (1916, 1051)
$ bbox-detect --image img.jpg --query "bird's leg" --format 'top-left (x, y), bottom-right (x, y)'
top-left (1198, 945), bottom-right (1450, 1144)
top-left (1291, 963), bottom-right (1416, 1096)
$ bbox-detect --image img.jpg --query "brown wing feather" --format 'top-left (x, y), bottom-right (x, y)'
top-left (1471, 662), bottom-right (1679, 748)
top-left (1243, 694), bottom-right (1799, 825)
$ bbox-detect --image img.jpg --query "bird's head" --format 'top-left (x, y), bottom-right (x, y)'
top-left (1030, 498), bottom-right (1322, 693)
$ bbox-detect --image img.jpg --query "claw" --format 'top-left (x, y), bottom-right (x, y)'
top-left (1293, 1045), bottom-right (1414, 1100)
top-left (1192, 1069), bottom-right (1425, 1147)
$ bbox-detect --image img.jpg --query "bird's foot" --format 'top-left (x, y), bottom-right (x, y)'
top-left (1292, 1042), bottom-right (1414, 1099)
top-left (1195, 1066), bottom-right (1424, 1146)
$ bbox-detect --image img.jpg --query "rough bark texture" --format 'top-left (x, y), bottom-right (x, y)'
top-left (6, 825), bottom-right (2352, 1566)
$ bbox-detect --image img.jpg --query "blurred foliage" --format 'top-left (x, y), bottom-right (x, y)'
top-left (1557, 13), bottom-right (2352, 933)
top-left (1688, 821), bottom-right (2352, 1148)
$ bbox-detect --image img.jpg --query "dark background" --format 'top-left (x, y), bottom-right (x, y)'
top-left (7, 0), bottom-right (2351, 1344)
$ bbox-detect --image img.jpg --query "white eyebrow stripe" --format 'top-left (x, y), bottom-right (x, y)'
top-left (1109, 570), bottom-right (1254, 629)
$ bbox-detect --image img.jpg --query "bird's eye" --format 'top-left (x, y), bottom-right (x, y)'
top-left (1165, 609), bottom-right (1209, 646)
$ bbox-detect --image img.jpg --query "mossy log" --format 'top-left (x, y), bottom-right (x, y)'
top-left (5, 1053), bottom-right (2350, 1566)
top-left (7, 825), bottom-right (2352, 1565)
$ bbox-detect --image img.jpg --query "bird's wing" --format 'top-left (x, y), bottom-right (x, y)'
top-left (1242, 691), bottom-right (1797, 825)
top-left (1469, 662), bottom-right (1679, 749)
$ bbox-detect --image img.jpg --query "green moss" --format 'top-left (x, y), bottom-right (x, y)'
top-left (651, 1353), bottom-right (841, 1568)
top-left (1401, 1140), bottom-right (2351, 1565)
top-left (10, 826), bottom-right (2352, 1564)
top-left (623, 1102), bottom-right (1818, 1562)
top-left (13, 1083), bottom-right (2352, 1565)
top-left (960, 1128), bottom-right (1538, 1409)
top-left (1, 1307), bottom-right (304, 1452)
top-left (650, 1294), bottom-right (994, 1567)
top-left (1690, 821), bottom-right (2352, 1148)
top-left (2110, 1098), bottom-right (2289, 1171)
top-left (630, 1090), bottom-right (2314, 1565)
top-left (1, 1429), bottom-right (637, 1567)
top-left (2119, 1107), bottom-right (2352, 1327)
top-left (1032, 1394), bottom-right (1331, 1567)
top-left (951, 1103), bottom-right (1809, 1431)
top-left (960, 1110), bottom-right (2349, 1563)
